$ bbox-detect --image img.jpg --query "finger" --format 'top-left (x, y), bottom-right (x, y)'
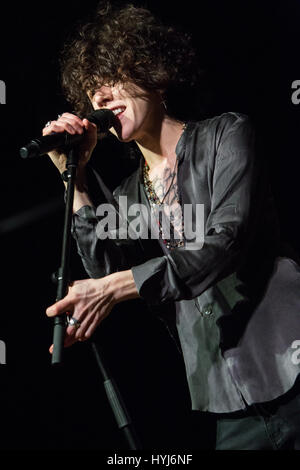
top-left (63, 312), bottom-right (93, 341)
top-left (78, 336), bottom-right (88, 342)
top-left (43, 119), bottom-right (84, 136)
top-left (63, 336), bottom-right (78, 348)
top-left (59, 112), bottom-right (84, 126)
top-left (49, 337), bottom-right (76, 352)
top-left (73, 314), bottom-right (95, 341)
top-left (65, 305), bottom-right (98, 342)
top-left (49, 319), bottom-right (86, 353)
top-left (82, 318), bottom-right (100, 341)
top-left (42, 122), bottom-right (56, 136)
top-left (76, 304), bottom-right (111, 341)
top-left (46, 297), bottom-right (74, 317)
top-left (82, 119), bottom-right (97, 146)
top-left (49, 326), bottom-right (82, 352)
top-left (42, 121), bottom-right (76, 136)
top-left (51, 121), bottom-right (81, 135)
top-left (66, 317), bottom-right (84, 336)
top-left (59, 116), bottom-right (85, 134)
top-left (83, 118), bottom-right (97, 131)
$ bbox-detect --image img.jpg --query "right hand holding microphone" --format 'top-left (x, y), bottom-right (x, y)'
top-left (42, 112), bottom-right (98, 174)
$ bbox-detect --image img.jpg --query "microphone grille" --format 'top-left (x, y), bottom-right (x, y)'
top-left (87, 109), bottom-right (115, 131)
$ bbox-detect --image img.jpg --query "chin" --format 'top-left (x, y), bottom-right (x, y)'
top-left (113, 122), bottom-right (137, 143)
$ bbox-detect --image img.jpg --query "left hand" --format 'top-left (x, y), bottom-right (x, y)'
top-left (46, 277), bottom-right (115, 352)
top-left (46, 270), bottom-right (139, 353)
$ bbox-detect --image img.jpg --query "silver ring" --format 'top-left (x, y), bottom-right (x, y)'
top-left (45, 121), bottom-right (51, 127)
top-left (68, 317), bottom-right (81, 329)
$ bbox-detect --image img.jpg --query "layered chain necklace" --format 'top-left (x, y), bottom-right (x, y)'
top-left (143, 155), bottom-right (185, 250)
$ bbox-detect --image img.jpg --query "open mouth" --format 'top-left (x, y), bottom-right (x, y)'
top-left (112, 106), bottom-right (126, 119)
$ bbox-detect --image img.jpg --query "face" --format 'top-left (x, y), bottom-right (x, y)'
top-left (88, 82), bottom-right (163, 143)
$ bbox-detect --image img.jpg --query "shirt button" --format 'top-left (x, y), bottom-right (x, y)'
top-left (202, 304), bottom-right (213, 316)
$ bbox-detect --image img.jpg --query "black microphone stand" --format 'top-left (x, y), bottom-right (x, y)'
top-left (51, 144), bottom-right (141, 450)
top-left (51, 146), bottom-right (78, 365)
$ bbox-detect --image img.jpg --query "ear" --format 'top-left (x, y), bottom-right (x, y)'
top-left (157, 88), bottom-right (166, 101)
top-left (157, 89), bottom-right (167, 112)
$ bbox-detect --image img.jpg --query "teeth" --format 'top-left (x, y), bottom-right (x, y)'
top-left (112, 107), bottom-right (125, 116)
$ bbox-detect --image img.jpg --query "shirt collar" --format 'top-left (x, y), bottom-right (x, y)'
top-left (137, 122), bottom-right (191, 183)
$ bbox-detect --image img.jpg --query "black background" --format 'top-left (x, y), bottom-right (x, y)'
top-left (0, 0), bottom-right (299, 453)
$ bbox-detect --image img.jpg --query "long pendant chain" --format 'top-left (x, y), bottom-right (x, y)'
top-left (143, 157), bottom-right (184, 249)
top-left (143, 156), bottom-right (178, 205)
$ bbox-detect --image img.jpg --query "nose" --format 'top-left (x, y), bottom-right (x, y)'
top-left (91, 86), bottom-right (114, 109)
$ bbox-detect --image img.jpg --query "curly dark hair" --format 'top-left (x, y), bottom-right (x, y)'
top-left (60, 1), bottom-right (205, 119)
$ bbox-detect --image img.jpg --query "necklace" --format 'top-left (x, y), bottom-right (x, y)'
top-left (143, 156), bottom-right (184, 250)
top-left (142, 122), bottom-right (187, 250)
top-left (143, 121), bottom-right (187, 205)
top-left (143, 156), bottom-right (178, 205)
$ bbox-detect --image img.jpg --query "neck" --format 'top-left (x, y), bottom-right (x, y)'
top-left (135, 115), bottom-right (185, 170)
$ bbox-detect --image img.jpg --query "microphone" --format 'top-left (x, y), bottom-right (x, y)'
top-left (19, 109), bottom-right (115, 159)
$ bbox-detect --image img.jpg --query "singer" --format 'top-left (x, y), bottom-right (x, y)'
top-left (44, 2), bottom-right (300, 449)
